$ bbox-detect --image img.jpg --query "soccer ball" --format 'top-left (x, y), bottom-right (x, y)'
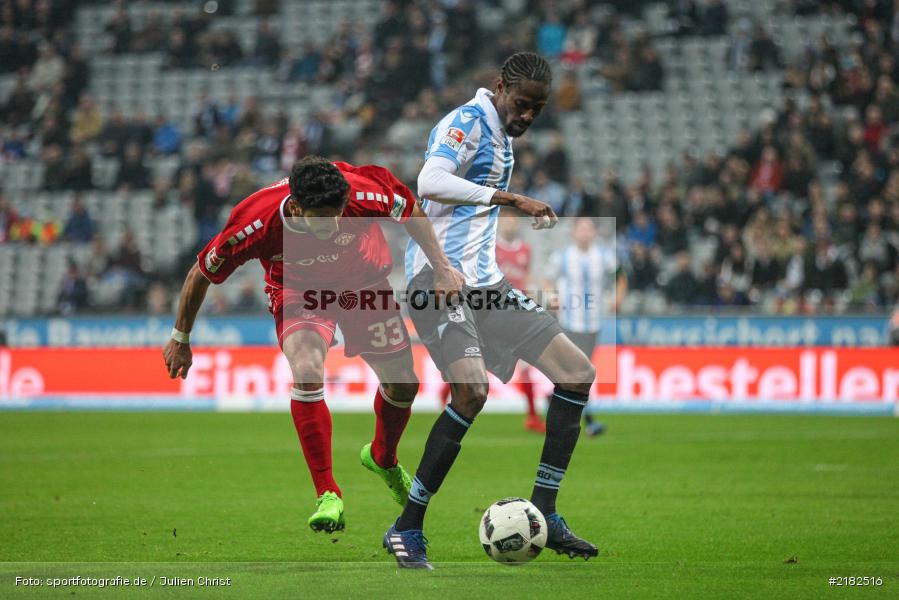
top-left (479, 497), bottom-right (547, 564)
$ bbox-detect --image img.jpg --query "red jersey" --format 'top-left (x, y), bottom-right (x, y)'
top-left (197, 162), bottom-right (416, 289)
top-left (495, 237), bottom-right (531, 290)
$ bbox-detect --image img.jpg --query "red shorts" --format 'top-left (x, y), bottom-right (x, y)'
top-left (268, 278), bottom-right (410, 359)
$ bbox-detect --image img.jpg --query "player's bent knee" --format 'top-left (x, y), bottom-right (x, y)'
top-left (557, 361), bottom-right (596, 396)
top-left (292, 359), bottom-right (325, 388)
top-left (382, 380), bottom-right (419, 406)
top-left (450, 382), bottom-right (488, 418)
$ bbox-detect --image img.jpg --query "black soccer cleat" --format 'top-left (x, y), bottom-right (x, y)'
top-left (544, 513), bottom-right (599, 560)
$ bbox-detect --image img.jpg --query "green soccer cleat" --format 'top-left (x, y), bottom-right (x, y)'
top-left (307, 491), bottom-right (345, 533)
top-left (360, 443), bottom-right (412, 507)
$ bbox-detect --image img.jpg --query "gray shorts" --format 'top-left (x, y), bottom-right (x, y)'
top-left (407, 268), bottom-right (563, 383)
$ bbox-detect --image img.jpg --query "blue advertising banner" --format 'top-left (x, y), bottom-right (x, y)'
top-left (3, 315), bottom-right (891, 348)
top-left (3, 316), bottom-right (278, 347)
top-left (616, 316), bottom-right (890, 347)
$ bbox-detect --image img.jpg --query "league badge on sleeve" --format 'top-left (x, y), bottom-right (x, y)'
top-left (442, 127), bottom-right (466, 151)
top-left (205, 246), bottom-right (224, 273)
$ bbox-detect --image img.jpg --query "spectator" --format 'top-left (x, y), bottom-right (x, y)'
top-left (536, 9), bottom-right (566, 59)
top-left (252, 119), bottom-right (282, 173)
top-left (748, 25), bottom-right (782, 71)
top-left (715, 282), bottom-right (749, 307)
top-left (833, 203), bottom-right (862, 252)
top-left (129, 110), bottom-right (154, 149)
top-left (232, 279), bottom-right (261, 312)
top-left (700, 0), bottom-right (729, 36)
top-left (565, 178), bottom-right (597, 217)
top-left (252, 21), bottom-right (281, 67)
top-left (41, 144), bottom-right (67, 191)
top-left (116, 142), bottom-right (150, 189)
top-left (656, 206), bottom-right (689, 255)
top-left (803, 238), bottom-right (849, 296)
top-left (2, 74), bottom-right (35, 126)
top-left (626, 242), bottom-right (658, 292)
top-left (726, 18), bottom-right (753, 70)
top-left (749, 146), bottom-right (784, 194)
top-left (146, 281), bottom-right (171, 315)
top-left (105, 4), bottom-right (133, 54)
top-left (152, 117), bottom-right (182, 155)
top-left (69, 94), bottom-right (103, 145)
top-left (561, 10), bottom-right (595, 64)
top-left (0, 193), bottom-right (19, 242)
top-left (57, 260), bottom-right (89, 315)
top-left (626, 210), bottom-right (657, 247)
top-left (863, 104), bottom-right (887, 151)
top-left (166, 29), bottom-right (194, 68)
top-left (29, 43), bottom-right (64, 93)
top-left (281, 42), bottom-right (321, 82)
top-left (193, 93), bottom-right (222, 138)
top-left (103, 229), bottom-right (146, 309)
top-left (671, 0), bottom-right (699, 36)
top-left (858, 222), bottom-right (897, 271)
top-left (542, 132), bottom-right (569, 183)
top-left (848, 262), bottom-right (882, 309)
top-left (132, 11), bottom-right (166, 53)
top-left (663, 252), bottom-right (701, 304)
top-left (527, 170), bottom-right (567, 216)
top-left (749, 243), bottom-right (782, 294)
top-left (98, 109), bottom-right (131, 158)
top-left (555, 70), bottom-right (582, 112)
top-left (719, 242), bottom-right (752, 297)
top-left (63, 145), bottom-right (95, 191)
top-left (62, 45), bottom-right (90, 110)
top-left (62, 196), bottom-right (95, 243)
top-left (629, 46), bottom-right (664, 91)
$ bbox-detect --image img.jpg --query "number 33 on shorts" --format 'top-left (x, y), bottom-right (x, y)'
top-left (367, 316), bottom-right (406, 348)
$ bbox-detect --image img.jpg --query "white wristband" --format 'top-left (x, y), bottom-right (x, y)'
top-left (171, 328), bottom-right (190, 344)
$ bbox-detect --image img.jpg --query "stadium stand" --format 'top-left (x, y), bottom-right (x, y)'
top-left (1, 0), bottom-right (898, 317)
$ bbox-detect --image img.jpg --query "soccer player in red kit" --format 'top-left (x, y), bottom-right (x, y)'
top-left (162, 156), bottom-right (464, 533)
top-left (436, 211), bottom-right (544, 432)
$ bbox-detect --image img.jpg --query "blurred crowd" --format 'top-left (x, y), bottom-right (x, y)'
top-left (1, 0), bottom-right (898, 316)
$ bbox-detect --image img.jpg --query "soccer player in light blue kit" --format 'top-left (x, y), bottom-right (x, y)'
top-left (384, 52), bottom-right (599, 569)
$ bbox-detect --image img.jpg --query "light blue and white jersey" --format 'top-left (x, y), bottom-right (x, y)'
top-left (549, 243), bottom-right (617, 334)
top-left (405, 88), bottom-right (514, 287)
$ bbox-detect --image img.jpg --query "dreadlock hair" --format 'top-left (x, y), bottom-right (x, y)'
top-left (289, 156), bottom-right (350, 211)
top-left (500, 52), bottom-right (553, 88)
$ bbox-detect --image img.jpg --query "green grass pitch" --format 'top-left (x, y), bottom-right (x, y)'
top-left (1, 411), bottom-right (897, 599)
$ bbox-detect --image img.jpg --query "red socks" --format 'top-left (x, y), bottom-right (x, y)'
top-left (371, 385), bottom-right (413, 469)
top-left (520, 369), bottom-right (537, 418)
top-left (290, 387), bottom-right (341, 497)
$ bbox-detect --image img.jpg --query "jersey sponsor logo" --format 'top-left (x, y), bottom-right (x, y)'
top-left (205, 247), bottom-right (224, 273)
top-left (390, 194), bottom-right (407, 221)
top-left (334, 233), bottom-right (356, 246)
top-left (442, 127), bottom-right (466, 151)
top-left (464, 346), bottom-right (481, 357)
top-left (292, 253), bottom-right (340, 266)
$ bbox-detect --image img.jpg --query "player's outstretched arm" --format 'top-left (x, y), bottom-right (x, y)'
top-left (417, 156), bottom-right (557, 229)
top-left (162, 263), bottom-right (211, 379)
top-left (404, 202), bottom-right (465, 298)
